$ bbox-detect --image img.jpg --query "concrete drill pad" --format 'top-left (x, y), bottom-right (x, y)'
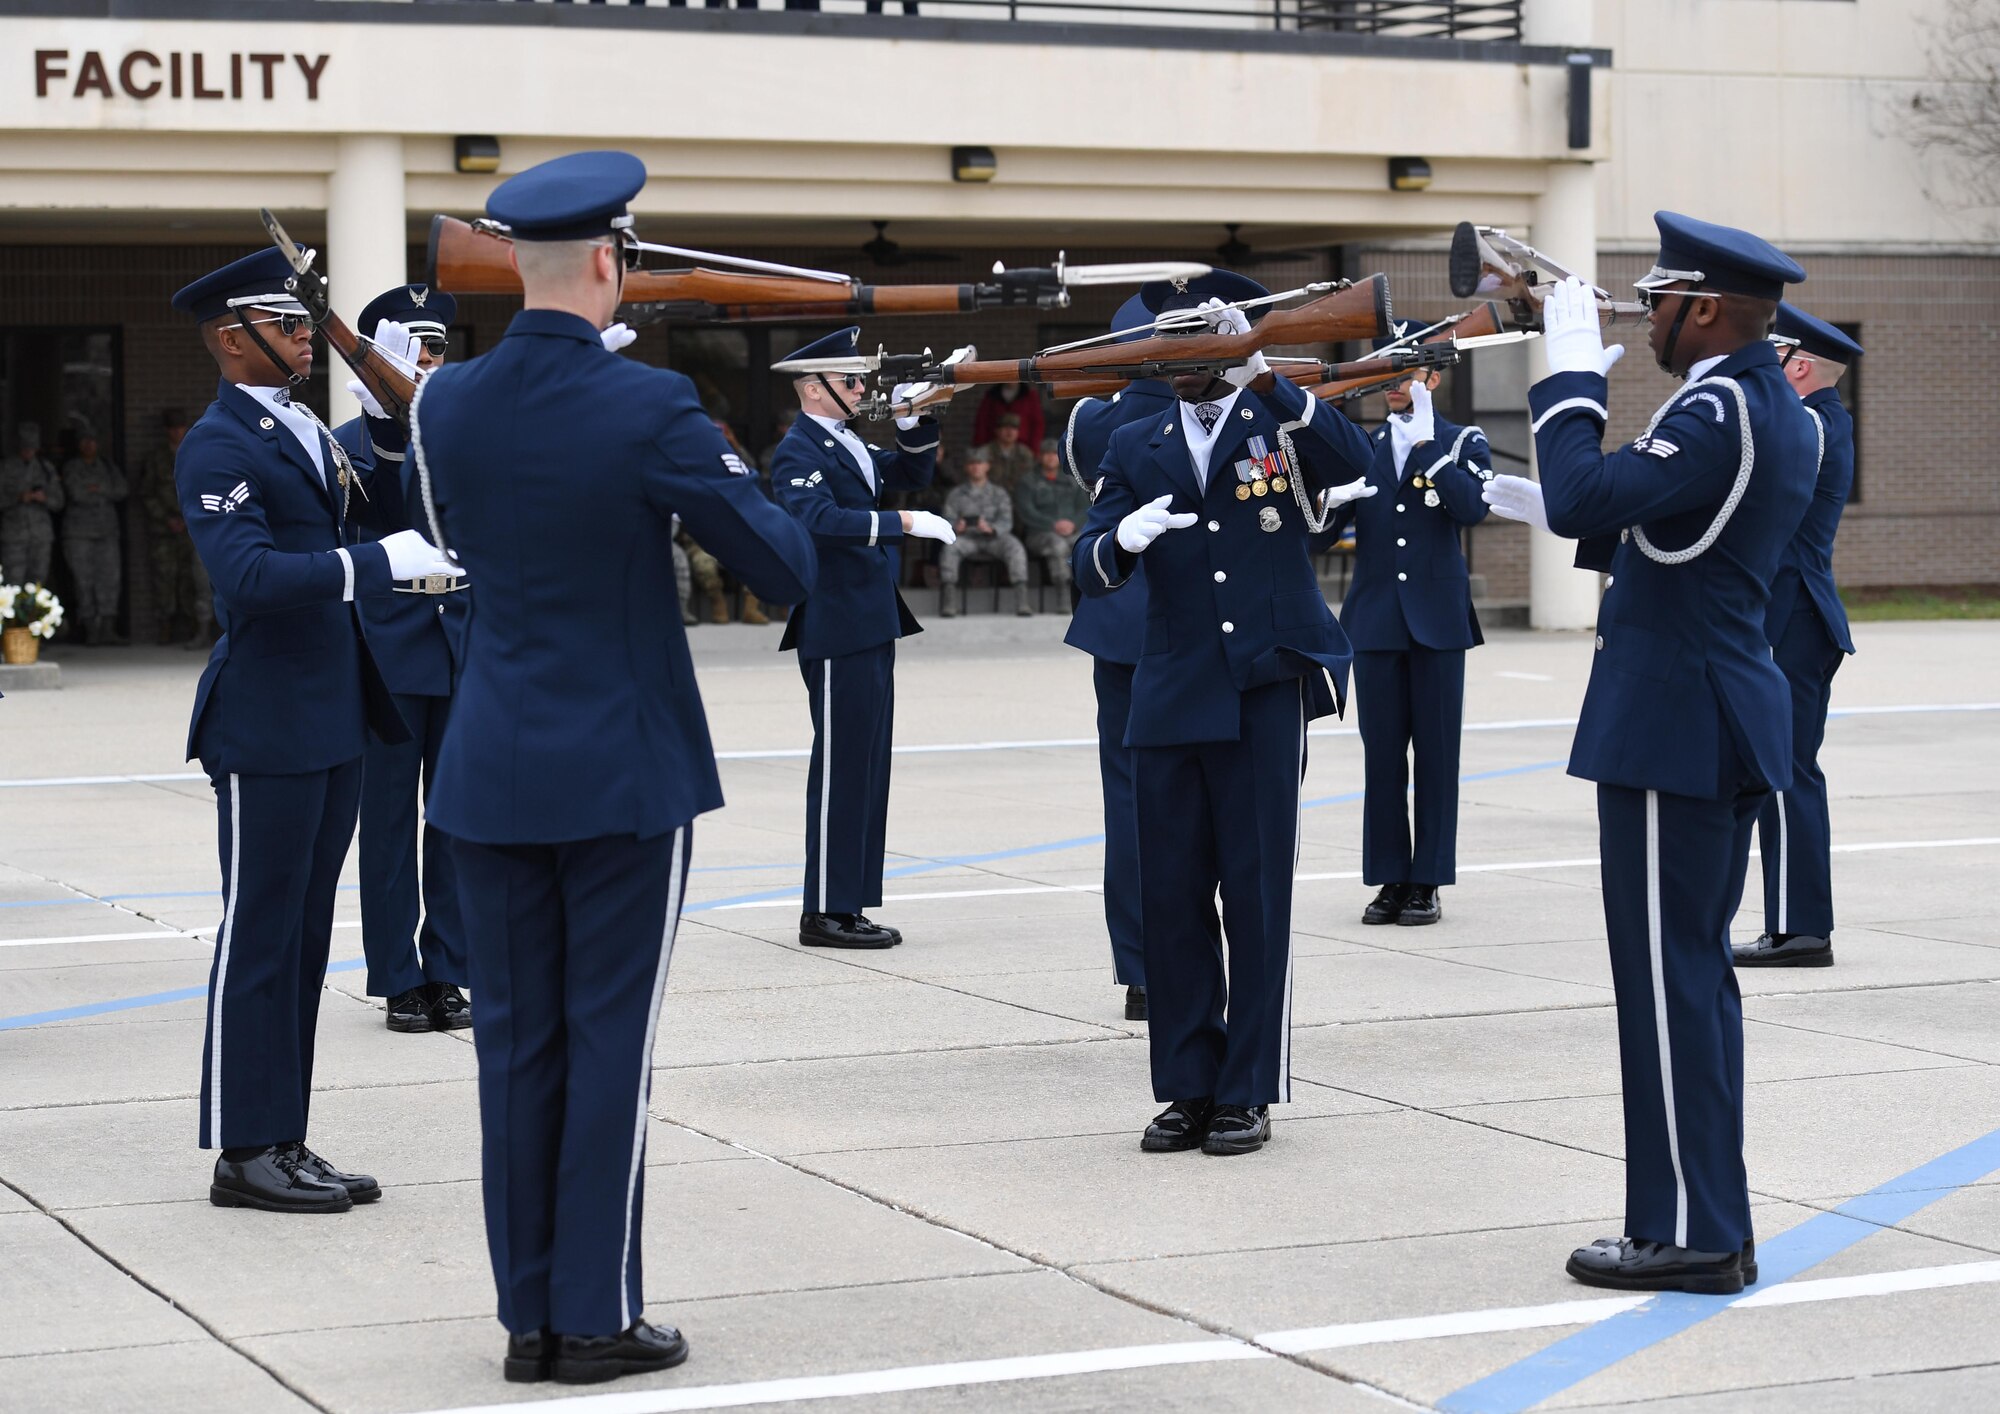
top-left (0, 1209), bottom-right (212, 1356)
top-left (1746, 978), bottom-right (2000, 1065)
top-left (1561, 1365), bottom-right (2000, 1414)
top-left (657, 1035), bottom-right (1391, 1159)
top-left (799, 1107), bottom-right (1629, 1268)
top-left (0, 1341), bottom-right (317, 1414)
top-left (0, 1085), bottom-right (739, 1212)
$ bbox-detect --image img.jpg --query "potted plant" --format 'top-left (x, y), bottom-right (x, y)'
top-left (0, 581), bottom-right (64, 664)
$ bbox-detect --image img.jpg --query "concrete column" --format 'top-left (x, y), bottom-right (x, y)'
top-left (1523, 0), bottom-right (1603, 630)
top-left (325, 134), bottom-right (407, 426)
top-left (1525, 160), bottom-right (1605, 630)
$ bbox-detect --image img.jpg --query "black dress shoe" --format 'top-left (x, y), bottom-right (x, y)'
top-left (1201, 1104), bottom-right (1271, 1156)
top-left (283, 1141), bottom-right (380, 1204)
top-left (1363, 883), bottom-right (1409, 925)
top-left (853, 914), bottom-right (902, 945)
top-left (1566, 1236), bottom-right (1745, 1295)
top-left (430, 982), bottom-right (474, 1030)
top-left (1732, 932), bottom-right (1833, 968)
top-left (1124, 985), bottom-right (1148, 1021)
top-left (799, 912), bottom-right (896, 950)
top-left (505, 1329), bottom-right (553, 1384)
top-left (1742, 1238), bottom-right (1758, 1285)
top-left (210, 1145), bottom-right (353, 1214)
top-left (386, 985), bottom-right (433, 1032)
top-left (1141, 1097), bottom-right (1214, 1152)
top-left (554, 1319), bottom-right (690, 1385)
top-left (1397, 885), bottom-right (1442, 926)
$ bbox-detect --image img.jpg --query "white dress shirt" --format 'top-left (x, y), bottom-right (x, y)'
top-left (1176, 387), bottom-right (1243, 492)
top-left (237, 383), bottom-right (326, 486)
top-left (1686, 353), bottom-right (1727, 383)
top-left (807, 411), bottom-right (878, 494)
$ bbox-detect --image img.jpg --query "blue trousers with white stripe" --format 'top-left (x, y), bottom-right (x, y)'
top-left (1597, 784), bottom-right (1759, 1254)
top-left (358, 690), bottom-right (467, 997)
top-left (198, 760), bottom-right (361, 1150)
top-left (1092, 659), bottom-right (1146, 988)
top-left (800, 644), bottom-right (895, 915)
top-left (455, 826), bottom-right (691, 1338)
top-left (1354, 646), bottom-right (1465, 887)
top-left (1757, 607), bottom-right (1844, 938)
top-left (1135, 679), bottom-right (1305, 1108)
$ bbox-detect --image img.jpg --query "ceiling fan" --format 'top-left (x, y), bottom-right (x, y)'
top-left (1215, 223), bottom-right (1322, 268)
top-left (862, 220), bottom-right (956, 268)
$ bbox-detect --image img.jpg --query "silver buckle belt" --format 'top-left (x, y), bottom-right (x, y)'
top-left (393, 574), bottom-right (470, 595)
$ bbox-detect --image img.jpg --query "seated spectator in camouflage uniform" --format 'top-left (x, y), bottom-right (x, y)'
top-left (981, 413), bottom-right (1038, 495)
top-left (938, 447), bottom-right (1031, 618)
top-left (139, 409), bottom-right (210, 646)
top-left (1015, 436), bottom-right (1092, 595)
top-left (0, 422), bottom-right (63, 587)
top-left (61, 423), bottom-right (129, 643)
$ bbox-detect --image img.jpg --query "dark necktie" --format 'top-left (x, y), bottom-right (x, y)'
top-left (1192, 402), bottom-right (1222, 435)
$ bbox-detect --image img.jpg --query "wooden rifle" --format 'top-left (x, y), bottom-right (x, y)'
top-left (892, 276), bottom-right (1392, 387)
top-left (427, 215), bottom-right (1208, 324)
top-left (1305, 301), bottom-right (1511, 403)
top-left (1449, 223), bottom-right (1648, 331)
top-left (260, 208), bottom-right (419, 426)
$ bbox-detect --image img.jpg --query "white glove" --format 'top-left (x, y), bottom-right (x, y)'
top-left (1116, 493), bottom-right (1198, 554)
top-left (891, 382), bottom-right (923, 432)
top-left (1319, 477), bottom-right (1379, 511)
top-left (1482, 474), bottom-right (1552, 534)
top-left (1394, 379), bottom-right (1436, 450)
top-left (601, 322), bottom-right (637, 353)
top-left (345, 379), bottom-right (388, 421)
top-left (377, 528), bottom-right (464, 581)
top-left (904, 510), bottom-right (957, 546)
top-left (1197, 297), bottom-right (1252, 337)
top-left (1540, 276), bottom-right (1625, 378)
top-left (371, 319), bottom-right (423, 377)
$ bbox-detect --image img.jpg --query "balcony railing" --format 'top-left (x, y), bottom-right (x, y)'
top-left (460, 0), bottom-right (1524, 40)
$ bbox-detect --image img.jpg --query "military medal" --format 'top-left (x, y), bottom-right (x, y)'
top-left (1235, 484), bottom-right (1251, 501)
top-left (1424, 489), bottom-right (1441, 508)
top-left (1258, 506), bottom-right (1282, 533)
top-left (1252, 478), bottom-right (1268, 497)
top-left (1271, 476), bottom-right (1288, 493)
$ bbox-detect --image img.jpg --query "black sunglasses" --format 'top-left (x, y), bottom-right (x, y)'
top-left (234, 313), bottom-right (314, 337)
top-left (416, 335), bottom-right (449, 357)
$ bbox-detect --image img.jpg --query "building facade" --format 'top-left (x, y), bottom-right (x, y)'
top-left (0, 0), bottom-right (1990, 637)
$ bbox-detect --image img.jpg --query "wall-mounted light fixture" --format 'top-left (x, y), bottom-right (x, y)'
top-left (1387, 156), bottom-right (1433, 192)
top-left (454, 135), bottom-right (501, 175)
top-left (951, 146), bottom-right (997, 183)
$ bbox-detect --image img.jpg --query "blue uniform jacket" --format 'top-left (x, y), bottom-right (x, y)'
top-left (1762, 386), bottom-right (1855, 654)
top-left (177, 380), bottom-right (405, 775)
top-left (1327, 413), bottom-right (1491, 652)
top-left (415, 309), bottom-right (818, 844)
top-left (772, 412), bottom-right (937, 661)
top-left (334, 414), bottom-right (468, 698)
top-left (1072, 376), bottom-right (1374, 747)
top-left (1534, 340), bottom-right (1818, 800)
top-left (1059, 381), bottom-right (1176, 666)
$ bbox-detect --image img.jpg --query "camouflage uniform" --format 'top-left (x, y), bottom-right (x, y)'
top-left (60, 453), bottom-right (129, 639)
top-left (138, 441), bottom-right (205, 640)
top-left (939, 478), bottom-right (1030, 615)
top-left (0, 449), bottom-right (64, 586)
top-left (1014, 468), bottom-right (1092, 591)
top-left (981, 438), bottom-right (1039, 496)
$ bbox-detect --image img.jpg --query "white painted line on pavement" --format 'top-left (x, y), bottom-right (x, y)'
top-left (0, 919), bottom-right (362, 949)
top-left (1494, 671), bottom-right (1555, 682)
top-left (413, 1258), bottom-right (2000, 1414)
top-left (8, 702), bottom-right (1996, 787)
top-left (696, 837), bottom-right (2000, 915)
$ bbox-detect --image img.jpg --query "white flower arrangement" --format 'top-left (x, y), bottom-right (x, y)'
top-left (0, 581), bottom-right (64, 640)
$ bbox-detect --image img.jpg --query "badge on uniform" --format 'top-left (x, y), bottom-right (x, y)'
top-left (199, 482), bottom-right (250, 515)
top-left (1258, 505), bottom-right (1282, 533)
top-left (1234, 435), bottom-right (1287, 501)
top-left (1424, 489), bottom-right (1441, 508)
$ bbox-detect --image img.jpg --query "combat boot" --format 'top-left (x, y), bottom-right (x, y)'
top-left (1013, 583), bottom-right (1033, 616)
top-left (741, 593), bottom-right (770, 626)
top-left (705, 590), bottom-right (729, 625)
top-left (940, 583), bottom-right (961, 618)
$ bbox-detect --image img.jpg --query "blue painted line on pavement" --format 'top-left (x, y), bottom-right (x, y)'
top-left (1439, 1125), bottom-right (2000, 1413)
top-left (0, 958), bottom-right (366, 1033)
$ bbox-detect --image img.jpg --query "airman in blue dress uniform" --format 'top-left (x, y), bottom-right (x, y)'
top-left (410, 151), bottom-right (817, 1384)
top-left (1060, 294), bottom-right (1174, 1022)
top-left (1735, 305), bottom-right (1864, 969)
top-left (770, 328), bottom-right (952, 951)
top-left (333, 283), bottom-right (474, 1034)
top-left (170, 248), bottom-right (460, 1215)
top-left (1326, 323), bottom-right (1491, 929)
top-left (1072, 272), bottom-right (1379, 1156)
top-left (1483, 213), bottom-right (1816, 1294)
